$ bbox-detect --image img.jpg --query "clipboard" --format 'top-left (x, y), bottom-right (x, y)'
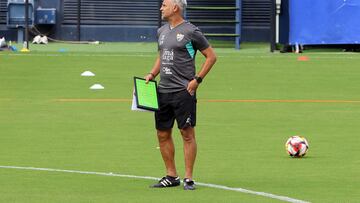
top-left (133, 77), bottom-right (159, 111)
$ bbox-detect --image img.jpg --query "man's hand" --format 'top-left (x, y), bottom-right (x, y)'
top-left (146, 55), bottom-right (160, 83)
top-left (145, 73), bottom-right (155, 83)
top-left (187, 79), bottom-right (199, 95)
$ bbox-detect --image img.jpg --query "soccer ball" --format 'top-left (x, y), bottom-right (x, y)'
top-left (285, 136), bottom-right (309, 157)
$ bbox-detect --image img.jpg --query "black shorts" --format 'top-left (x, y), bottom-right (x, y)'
top-left (155, 89), bottom-right (197, 130)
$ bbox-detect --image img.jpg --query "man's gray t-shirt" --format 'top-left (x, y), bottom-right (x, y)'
top-left (157, 21), bottom-right (209, 93)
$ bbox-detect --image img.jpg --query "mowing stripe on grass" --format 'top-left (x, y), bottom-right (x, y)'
top-left (54, 98), bottom-right (360, 103)
top-left (55, 98), bottom-right (131, 102)
top-left (0, 165), bottom-right (309, 203)
top-left (2, 53), bottom-right (360, 60)
top-left (201, 99), bottom-right (360, 103)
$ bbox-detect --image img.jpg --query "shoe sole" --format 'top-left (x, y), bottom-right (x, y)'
top-left (150, 184), bottom-right (180, 188)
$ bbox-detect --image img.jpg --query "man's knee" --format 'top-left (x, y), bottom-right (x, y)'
top-left (180, 128), bottom-right (195, 143)
top-left (157, 129), bottom-right (172, 142)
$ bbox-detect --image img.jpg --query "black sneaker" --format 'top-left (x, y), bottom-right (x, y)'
top-left (183, 178), bottom-right (195, 190)
top-left (150, 176), bottom-right (180, 188)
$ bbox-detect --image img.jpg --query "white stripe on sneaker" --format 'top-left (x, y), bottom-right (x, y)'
top-left (161, 181), bottom-right (167, 186)
top-left (165, 179), bottom-right (172, 185)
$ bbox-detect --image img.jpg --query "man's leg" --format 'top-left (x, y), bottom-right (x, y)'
top-left (180, 127), bottom-right (197, 180)
top-left (151, 129), bottom-right (180, 188)
top-left (157, 129), bottom-right (177, 177)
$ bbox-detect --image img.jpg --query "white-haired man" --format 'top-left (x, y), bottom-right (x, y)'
top-left (145, 0), bottom-right (217, 190)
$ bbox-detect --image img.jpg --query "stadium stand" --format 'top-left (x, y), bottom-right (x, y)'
top-left (63, 0), bottom-right (158, 26)
top-left (0, 0), bottom-right (273, 43)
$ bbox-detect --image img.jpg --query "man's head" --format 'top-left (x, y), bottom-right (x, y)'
top-left (160, 0), bottom-right (187, 20)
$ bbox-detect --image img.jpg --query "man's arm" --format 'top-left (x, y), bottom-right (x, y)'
top-left (197, 46), bottom-right (217, 79)
top-left (186, 46), bottom-right (217, 94)
top-left (145, 54), bottom-right (161, 83)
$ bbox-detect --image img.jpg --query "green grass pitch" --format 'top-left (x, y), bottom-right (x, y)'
top-left (0, 42), bottom-right (359, 202)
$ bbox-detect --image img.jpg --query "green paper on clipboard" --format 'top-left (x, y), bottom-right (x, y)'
top-left (133, 77), bottom-right (159, 111)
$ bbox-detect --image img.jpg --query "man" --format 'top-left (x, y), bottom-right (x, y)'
top-left (145, 0), bottom-right (217, 190)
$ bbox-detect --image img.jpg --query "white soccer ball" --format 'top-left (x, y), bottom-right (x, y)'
top-left (285, 136), bottom-right (309, 157)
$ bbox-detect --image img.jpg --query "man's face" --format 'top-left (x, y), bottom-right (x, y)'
top-left (160, 0), bottom-right (175, 20)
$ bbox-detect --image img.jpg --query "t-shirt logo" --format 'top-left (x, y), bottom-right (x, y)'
top-left (159, 35), bottom-right (165, 45)
top-left (162, 67), bottom-right (173, 75)
top-left (176, 33), bottom-right (184, 42)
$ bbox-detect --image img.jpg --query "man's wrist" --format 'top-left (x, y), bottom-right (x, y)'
top-left (148, 72), bottom-right (156, 78)
top-left (194, 76), bottom-right (203, 84)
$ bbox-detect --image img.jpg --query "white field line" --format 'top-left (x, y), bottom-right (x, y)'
top-left (0, 165), bottom-right (310, 203)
